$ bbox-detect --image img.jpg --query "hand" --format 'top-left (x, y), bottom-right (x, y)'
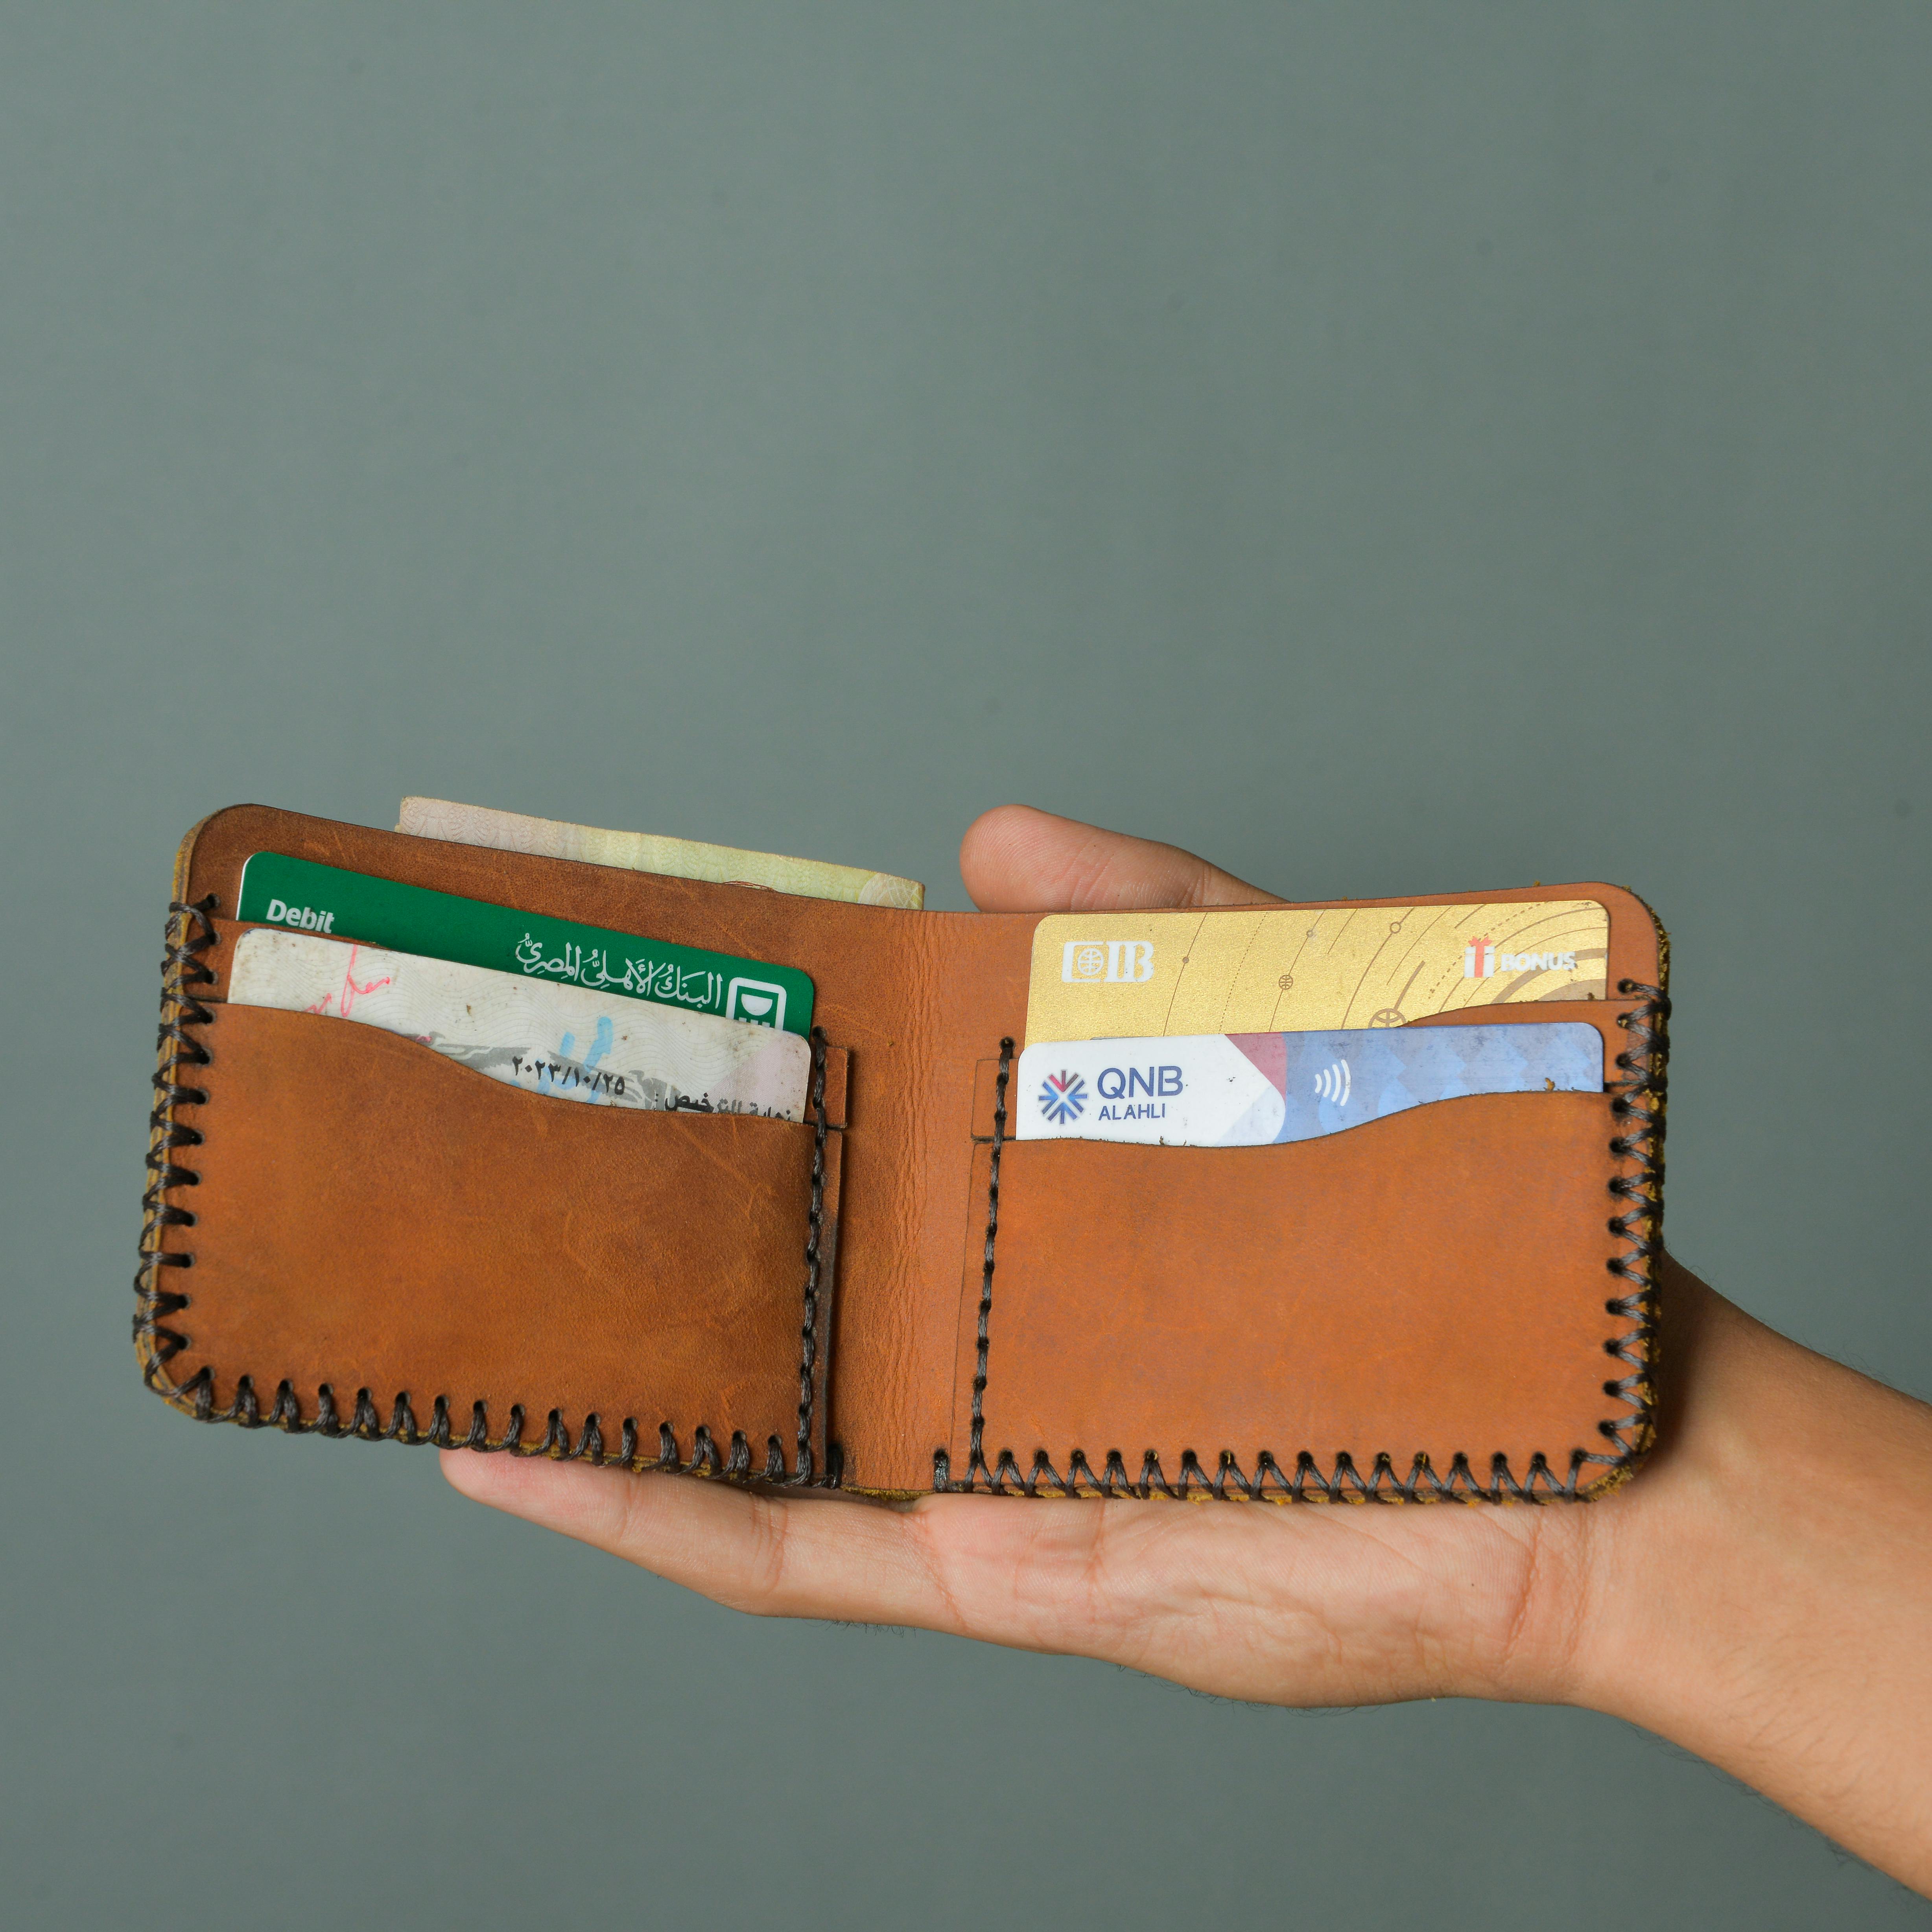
top-left (444, 805), bottom-right (1932, 1897)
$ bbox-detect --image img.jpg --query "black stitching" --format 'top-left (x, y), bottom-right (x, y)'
top-left (138, 1365), bottom-right (791, 1475)
top-left (1593, 978), bottom-right (1669, 1484)
top-left (935, 988), bottom-right (1670, 1503)
top-left (134, 896), bottom-right (841, 1484)
top-left (785, 1026), bottom-right (833, 1486)
top-left (934, 1036), bottom-right (1012, 1494)
top-left (133, 896), bottom-right (219, 1370)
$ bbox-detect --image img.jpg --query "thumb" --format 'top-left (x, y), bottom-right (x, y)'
top-left (959, 804), bottom-right (1278, 913)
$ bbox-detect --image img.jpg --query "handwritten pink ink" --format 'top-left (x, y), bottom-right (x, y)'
top-left (336, 945), bottom-right (394, 1020)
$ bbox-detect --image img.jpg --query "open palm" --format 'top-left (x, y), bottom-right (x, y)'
top-left (442, 805), bottom-right (1932, 1895)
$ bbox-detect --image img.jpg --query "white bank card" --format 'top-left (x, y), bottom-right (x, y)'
top-left (1015, 1024), bottom-right (1602, 1147)
top-left (229, 929), bottom-right (811, 1118)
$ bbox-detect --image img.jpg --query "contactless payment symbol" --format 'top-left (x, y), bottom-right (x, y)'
top-left (1038, 1070), bottom-right (1087, 1124)
top-left (725, 977), bottom-right (787, 1030)
top-left (1313, 1058), bottom-right (1352, 1106)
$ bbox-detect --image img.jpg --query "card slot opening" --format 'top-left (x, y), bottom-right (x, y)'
top-left (202, 997), bottom-right (824, 1135)
top-left (973, 1005), bottom-right (1640, 1143)
top-left (192, 916), bottom-right (850, 1128)
top-left (973, 1076), bottom-right (1617, 1149)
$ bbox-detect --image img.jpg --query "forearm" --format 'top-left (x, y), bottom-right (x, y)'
top-left (1561, 1260), bottom-right (1932, 1892)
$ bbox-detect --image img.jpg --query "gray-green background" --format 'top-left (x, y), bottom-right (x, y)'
top-left (5, 7), bottom-right (1928, 1925)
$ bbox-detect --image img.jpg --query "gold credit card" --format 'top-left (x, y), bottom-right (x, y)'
top-left (1025, 901), bottom-right (1609, 1045)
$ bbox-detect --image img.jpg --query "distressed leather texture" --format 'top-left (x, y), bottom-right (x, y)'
top-left (140, 805), bottom-right (1666, 1500)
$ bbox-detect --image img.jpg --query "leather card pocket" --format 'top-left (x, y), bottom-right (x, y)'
top-left (949, 1092), bottom-right (1643, 1499)
top-left (151, 1002), bottom-right (836, 1475)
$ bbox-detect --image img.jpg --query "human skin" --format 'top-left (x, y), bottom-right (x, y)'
top-left (443, 804), bottom-right (1932, 1898)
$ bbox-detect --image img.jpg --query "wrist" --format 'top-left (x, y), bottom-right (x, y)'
top-left (1548, 1260), bottom-right (1932, 1893)
top-left (1556, 1257), bottom-right (1740, 1720)
top-left (1421, 1262), bottom-right (1718, 1712)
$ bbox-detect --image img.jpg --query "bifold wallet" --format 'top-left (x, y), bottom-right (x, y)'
top-left (135, 806), bottom-right (1668, 1504)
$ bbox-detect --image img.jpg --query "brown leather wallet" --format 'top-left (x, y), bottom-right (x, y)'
top-left (135, 806), bottom-right (1669, 1504)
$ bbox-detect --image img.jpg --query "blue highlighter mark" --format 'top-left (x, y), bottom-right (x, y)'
top-left (583, 1015), bottom-right (614, 1072)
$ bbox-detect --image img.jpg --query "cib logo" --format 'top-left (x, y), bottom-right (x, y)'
top-left (725, 977), bottom-right (787, 1029)
top-left (1061, 939), bottom-right (1154, 984)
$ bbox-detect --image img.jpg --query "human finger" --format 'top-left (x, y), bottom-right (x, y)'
top-left (958, 803), bottom-right (1278, 913)
top-left (439, 1450), bottom-right (1275, 1674)
top-left (437, 1450), bottom-right (1552, 1706)
top-left (442, 1451), bottom-right (986, 1629)
top-left (441, 1449), bottom-right (1156, 1647)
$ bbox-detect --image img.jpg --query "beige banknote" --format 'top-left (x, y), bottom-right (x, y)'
top-left (398, 797), bottom-right (924, 909)
top-left (229, 928), bottom-right (811, 1117)
top-left (1026, 901), bottom-right (1609, 1045)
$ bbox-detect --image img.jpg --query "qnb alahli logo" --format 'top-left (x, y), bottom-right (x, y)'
top-left (1061, 939), bottom-right (1154, 984)
top-left (1094, 1063), bottom-right (1183, 1123)
top-left (1463, 937), bottom-right (1579, 979)
top-left (1037, 1070), bottom-right (1087, 1123)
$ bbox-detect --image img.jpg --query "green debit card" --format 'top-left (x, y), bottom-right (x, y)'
top-left (236, 852), bottom-right (814, 1038)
